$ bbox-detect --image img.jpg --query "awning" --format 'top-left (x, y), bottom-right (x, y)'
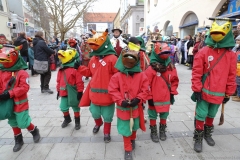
top-left (179, 20), bottom-right (198, 28)
top-left (219, 11), bottom-right (240, 18)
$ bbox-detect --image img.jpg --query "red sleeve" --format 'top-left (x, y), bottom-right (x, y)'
top-left (225, 52), bottom-right (237, 96)
top-left (136, 73), bottom-right (150, 103)
top-left (191, 49), bottom-right (204, 92)
top-left (170, 68), bottom-right (179, 95)
top-left (75, 70), bottom-right (84, 92)
top-left (144, 67), bottom-right (154, 99)
top-left (108, 73), bottom-right (124, 106)
top-left (78, 65), bottom-right (92, 77)
top-left (9, 71), bottom-right (29, 98)
top-left (56, 70), bottom-right (61, 92)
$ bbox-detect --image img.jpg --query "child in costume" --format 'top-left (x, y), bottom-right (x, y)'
top-left (191, 18), bottom-right (237, 152)
top-left (68, 38), bottom-right (82, 62)
top-left (0, 44), bottom-right (40, 152)
top-left (145, 42), bottom-right (179, 142)
top-left (56, 48), bottom-right (84, 130)
top-left (108, 37), bottom-right (148, 160)
top-left (75, 29), bottom-right (118, 142)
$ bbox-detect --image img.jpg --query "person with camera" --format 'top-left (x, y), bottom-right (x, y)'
top-left (33, 31), bottom-right (55, 94)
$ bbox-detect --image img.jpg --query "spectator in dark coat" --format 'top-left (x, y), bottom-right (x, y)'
top-left (14, 32), bottom-right (28, 62)
top-left (33, 31), bottom-right (55, 94)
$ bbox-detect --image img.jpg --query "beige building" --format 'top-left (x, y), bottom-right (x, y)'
top-left (113, 9), bottom-right (120, 29)
top-left (144, 0), bottom-right (230, 38)
top-left (0, 0), bottom-right (11, 40)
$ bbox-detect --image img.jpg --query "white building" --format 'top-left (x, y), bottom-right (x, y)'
top-left (0, 0), bottom-right (11, 40)
top-left (120, 0), bottom-right (144, 36)
top-left (144, 0), bottom-right (231, 38)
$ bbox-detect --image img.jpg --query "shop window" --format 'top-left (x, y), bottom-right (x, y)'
top-left (0, 0), bottom-right (3, 11)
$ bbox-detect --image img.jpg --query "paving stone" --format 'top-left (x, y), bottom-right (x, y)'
top-left (170, 105), bottom-right (192, 113)
top-left (29, 110), bottom-right (49, 118)
top-left (72, 125), bottom-right (94, 137)
top-left (48, 127), bottom-right (74, 137)
top-left (31, 117), bottom-right (51, 126)
top-left (16, 143), bottom-right (53, 160)
top-left (44, 111), bottom-right (63, 118)
top-left (160, 137), bottom-right (194, 155)
top-left (225, 118), bottom-right (240, 128)
top-left (0, 127), bottom-right (10, 137)
top-left (213, 135), bottom-right (240, 151)
top-left (180, 153), bottom-right (215, 160)
top-left (152, 154), bottom-right (183, 160)
top-left (134, 140), bottom-right (164, 160)
top-left (174, 99), bottom-right (192, 106)
top-left (61, 137), bottom-right (90, 143)
top-left (75, 143), bottom-right (105, 159)
top-left (210, 151), bottom-right (240, 160)
top-left (45, 143), bottom-right (79, 160)
top-left (218, 128), bottom-right (240, 135)
top-left (168, 112), bottom-right (192, 122)
top-left (0, 120), bottom-right (8, 127)
top-left (0, 144), bottom-right (27, 159)
top-left (213, 118), bottom-right (235, 129)
top-left (80, 108), bottom-right (92, 117)
top-left (105, 142), bottom-right (124, 159)
top-left (39, 137), bottom-right (63, 143)
top-left (0, 138), bottom-right (14, 145)
top-left (233, 134), bottom-right (240, 140)
top-left (167, 121), bottom-right (190, 133)
top-left (45, 117), bottom-right (64, 127)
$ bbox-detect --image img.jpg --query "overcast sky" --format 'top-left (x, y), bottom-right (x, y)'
top-left (88, 0), bottom-right (120, 13)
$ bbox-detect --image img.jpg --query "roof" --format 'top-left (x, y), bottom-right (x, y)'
top-left (83, 12), bottom-right (117, 23)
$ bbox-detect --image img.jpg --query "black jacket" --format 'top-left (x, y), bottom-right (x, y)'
top-left (14, 36), bottom-right (28, 57)
top-left (33, 36), bottom-right (55, 61)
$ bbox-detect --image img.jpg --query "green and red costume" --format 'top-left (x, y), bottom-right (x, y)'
top-left (108, 53), bottom-right (148, 152)
top-left (0, 45), bottom-right (40, 152)
top-left (56, 53), bottom-right (84, 128)
top-left (78, 34), bottom-right (118, 137)
top-left (145, 51), bottom-right (179, 125)
top-left (191, 19), bottom-right (237, 152)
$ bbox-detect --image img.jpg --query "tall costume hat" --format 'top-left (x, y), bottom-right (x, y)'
top-left (0, 44), bottom-right (28, 71)
top-left (205, 17), bottom-right (236, 48)
top-left (87, 29), bottom-right (116, 56)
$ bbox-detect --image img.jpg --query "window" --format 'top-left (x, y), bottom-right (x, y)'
top-left (136, 23), bottom-right (140, 35)
top-left (0, 0), bottom-right (3, 11)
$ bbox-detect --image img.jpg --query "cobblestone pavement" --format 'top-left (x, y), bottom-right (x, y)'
top-left (0, 65), bottom-right (240, 160)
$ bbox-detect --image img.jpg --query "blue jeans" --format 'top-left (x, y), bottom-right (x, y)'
top-left (237, 85), bottom-right (240, 97)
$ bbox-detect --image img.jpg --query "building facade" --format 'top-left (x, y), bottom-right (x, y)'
top-left (83, 12), bottom-right (116, 37)
top-left (0, 0), bottom-right (11, 40)
top-left (120, 0), bottom-right (144, 36)
top-left (144, 0), bottom-right (230, 38)
top-left (7, 0), bottom-right (25, 37)
top-left (113, 9), bottom-right (120, 29)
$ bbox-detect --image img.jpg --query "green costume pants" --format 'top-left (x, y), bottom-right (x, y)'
top-left (148, 109), bottom-right (169, 120)
top-left (89, 103), bottom-right (115, 123)
top-left (117, 117), bottom-right (140, 137)
top-left (8, 110), bottom-right (32, 129)
top-left (196, 100), bottom-right (220, 121)
top-left (59, 97), bottom-right (80, 112)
